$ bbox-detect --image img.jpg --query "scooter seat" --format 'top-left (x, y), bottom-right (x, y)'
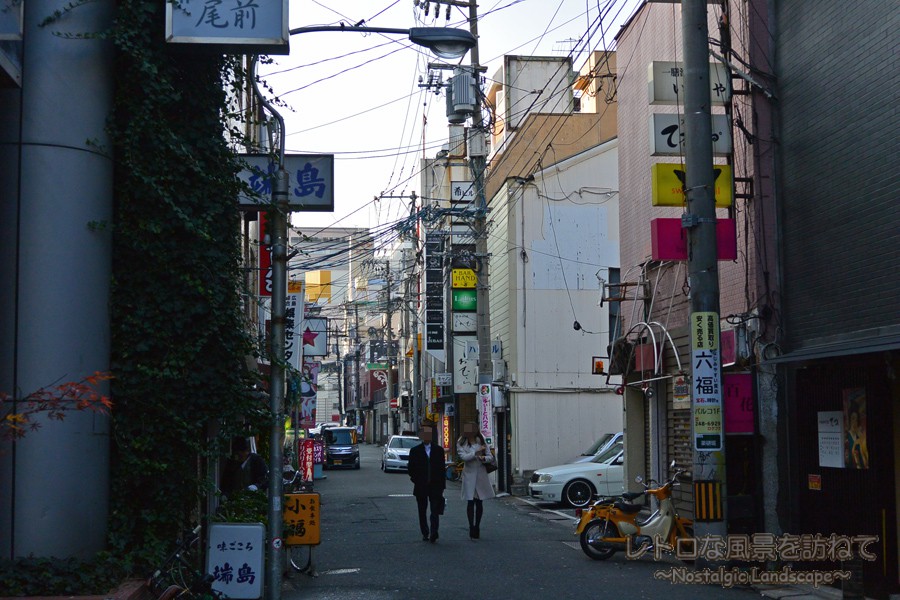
top-left (614, 500), bottom-right (643, 513)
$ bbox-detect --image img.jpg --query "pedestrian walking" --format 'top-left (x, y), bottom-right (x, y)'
top-left (457, 422), bottom-right (495, 539)
top-left (408, 424), bottom-right (446, 543)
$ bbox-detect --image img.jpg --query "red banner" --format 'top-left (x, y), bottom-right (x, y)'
top-left (300, 439), bottom-right (315, 482)
top-left (259, 213), bottom-right (272, 297)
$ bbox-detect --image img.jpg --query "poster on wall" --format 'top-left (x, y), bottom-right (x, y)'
top-left (816, 411), bottom-right (843, 468)
top-left (842, 388), bottom-right (869, 469)
top-left (299, 361), bottom-right (320, 429)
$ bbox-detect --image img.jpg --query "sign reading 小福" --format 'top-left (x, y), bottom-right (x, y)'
top-left (166, 0), bottom-right (289, 54)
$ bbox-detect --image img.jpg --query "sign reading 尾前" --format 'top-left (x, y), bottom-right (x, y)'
top-left (284, 492), bottom-right (321, 546)
top-left (166, 0), bottom-right (289, 54)
top-left (1, 0), bottom-right (23, 40)
top-left (238, 154), bottom-right (335, 211)
top-left (207, 523), bottom-right (265, 599)
top-left (691, 312), bottom-right (723, 451)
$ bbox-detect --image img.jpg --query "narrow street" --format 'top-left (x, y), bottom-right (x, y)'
top-left (281, 443), bottom-right (763, 600)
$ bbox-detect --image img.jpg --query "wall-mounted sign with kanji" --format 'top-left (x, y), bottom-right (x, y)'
top-left (166, 0), bottom-right (289, 54)
top-left (284, 492), bottom-right (321, 546)
top-left (207, 523), bottom-right (265, 599)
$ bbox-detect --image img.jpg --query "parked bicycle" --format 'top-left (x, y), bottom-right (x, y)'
top-left (445, 458), bottom-right (464, 481)
top-left (147, 526), bottom-right (223, 600)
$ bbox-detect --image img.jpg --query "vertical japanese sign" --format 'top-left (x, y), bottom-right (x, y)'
top-left (478, 383), bottom-right (494, 446)
top-left (207, 523), bottom-right (264, 600)
top-left (299, 360), bottom-right (319, 429)
top-left (299, 438), bottom-right (315, 483)
top-left (691, 312), bottom-right (723, 451)
top-left (285, 283), bottom-right (303, 371)
top-left (284, 493), bottom-right (321, 545)
top-left (259, 212), bottom-right (272, 297)
top-left (424, 238), bottom-right (445, 357)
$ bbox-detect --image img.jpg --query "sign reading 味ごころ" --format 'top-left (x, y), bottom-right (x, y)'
top-left (166, 0), bottom-right (289, 54)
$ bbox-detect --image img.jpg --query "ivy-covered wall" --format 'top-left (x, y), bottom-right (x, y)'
top-left (106, 0), bottom-right (265, 565)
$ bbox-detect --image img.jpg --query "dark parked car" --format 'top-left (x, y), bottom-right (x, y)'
top-left (323, 427), bottom-right (360, 470)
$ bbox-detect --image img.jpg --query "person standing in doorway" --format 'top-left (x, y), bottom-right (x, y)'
top-left (457, 423), bottom-right (495, 539)
top-left (408, 424), bottom-right (445, 543)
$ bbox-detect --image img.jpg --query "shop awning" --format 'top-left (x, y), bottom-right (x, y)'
top-left (763, 332), bottom-right (900, 364)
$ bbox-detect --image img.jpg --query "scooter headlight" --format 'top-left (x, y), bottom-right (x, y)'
top-left (537, 473), bottom-right (553, 483)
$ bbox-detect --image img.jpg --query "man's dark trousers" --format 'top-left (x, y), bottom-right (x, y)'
top-left (408, 441), bottom-right (446, 541)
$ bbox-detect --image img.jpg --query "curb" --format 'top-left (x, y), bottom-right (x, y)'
top-left (1, 579), bottom-right (152, 600)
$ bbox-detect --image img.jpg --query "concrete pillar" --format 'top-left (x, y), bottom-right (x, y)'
top-left (0, 0), bottom-right (114, 559)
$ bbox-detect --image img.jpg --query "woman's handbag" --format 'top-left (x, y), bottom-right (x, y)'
top-left (484, 448), bottom-right (498, 474)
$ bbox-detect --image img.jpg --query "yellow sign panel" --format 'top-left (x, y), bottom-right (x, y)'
top-left (651, 163), bottom-right (733, 208)
top-left (691, 311), bottom-right (720, 351)
top-left (451, 268), bottom-right (477, 289)
top-left (284, 493), bottom-right (321, 546)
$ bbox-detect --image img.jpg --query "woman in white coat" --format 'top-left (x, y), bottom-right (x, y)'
top-left (457, 423), bottom-right (495, 539)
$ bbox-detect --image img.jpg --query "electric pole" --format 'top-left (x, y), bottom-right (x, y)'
top-left (682, 0), bottom-right (727, 543)
top-left (467, 0), bottom-right (492, 386)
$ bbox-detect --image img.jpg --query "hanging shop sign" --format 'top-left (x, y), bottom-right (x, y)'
top-left (452, 289), bottom-right (477, 312)
top-left (650, 218), bottom-right (737, 261)
top-left (237, 154), bottom-right (334, 211)
top-left (648, 60), bottom-right (731, 105)
top-left (650, 113), bottom-right (732, 156)
top-left (166, 0), bottom-right (289, 54)
top-left (0, 0), bottom-right (23, 40)
top-left (650, 162), bottom-right (733, 207)
top-left (451, 268), bottom-right (477, 289)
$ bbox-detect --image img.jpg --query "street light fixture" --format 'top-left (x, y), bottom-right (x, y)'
top-left (287, 25), bottom-right (477, 60)
top-left (252, 24), bottom-right (475, 600)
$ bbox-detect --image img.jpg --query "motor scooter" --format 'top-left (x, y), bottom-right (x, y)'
top-left (574, 460), bottom-right (694, 560)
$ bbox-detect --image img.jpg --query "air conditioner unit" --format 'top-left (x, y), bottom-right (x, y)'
top-left (491, 359), bottom-right (506, 382)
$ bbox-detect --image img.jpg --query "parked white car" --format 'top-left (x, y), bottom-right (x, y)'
top-left (569, 431), bottom-right (623, 463)
top-left (381, 435), bottom-right (421, 472)
top-left (528, 441), bottom-right (624, 508)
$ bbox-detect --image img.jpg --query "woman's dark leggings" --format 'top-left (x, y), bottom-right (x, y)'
top-left (466, 499), bottom-right (483, 526)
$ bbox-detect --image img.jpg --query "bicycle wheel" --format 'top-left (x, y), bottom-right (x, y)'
top-left (288, 545), bottom-right (308, 572)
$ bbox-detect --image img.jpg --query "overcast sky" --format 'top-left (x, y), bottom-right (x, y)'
top-left (260, 0), bottom-right (641, 231)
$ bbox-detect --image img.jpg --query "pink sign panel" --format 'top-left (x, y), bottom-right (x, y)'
top-left (650, 218), bottom-right (737, 261)
top-left (724, 373), bottom-right (754, 434)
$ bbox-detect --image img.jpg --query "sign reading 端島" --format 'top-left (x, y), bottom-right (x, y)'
top-left (238, 154), bottom-right (335, 211)
top-left (691, 312), bottom-right (723, 451)
top-left (207, 523), bottom-right (264, 599)
top-left (166, 0), bottom-right (289, 54)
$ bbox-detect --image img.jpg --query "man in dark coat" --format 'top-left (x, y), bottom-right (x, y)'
top-left (408, 425), bottom-right (446, 542)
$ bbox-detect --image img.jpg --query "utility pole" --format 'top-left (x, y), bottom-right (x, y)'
top-left (411, 199), bottom-right (422, 433)
top-left (682, 0), bottom-right (727, 544)
top-left (467, 0), bottom-right (492, 387)
top-left (385, 258), bottom-right (395, 438)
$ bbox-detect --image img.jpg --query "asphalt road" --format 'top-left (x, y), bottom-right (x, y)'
top-left (281, 442), bottom-right (763, 600)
